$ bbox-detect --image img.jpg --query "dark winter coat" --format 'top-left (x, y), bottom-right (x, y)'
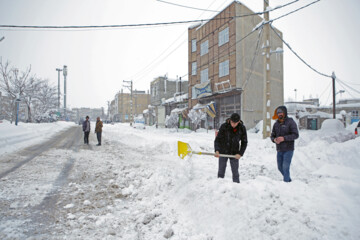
top-left (214, 119), bottom-right (248, 156)
top-left (82, 120), bottom-right (91, 132)
top-left (271, 106), bottom-right (299, 152)
top-left (95, 120), bottom-right (103, 133)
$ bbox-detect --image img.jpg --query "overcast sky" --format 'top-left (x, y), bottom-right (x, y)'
top-left (0, 0), bottom-right (359, 109)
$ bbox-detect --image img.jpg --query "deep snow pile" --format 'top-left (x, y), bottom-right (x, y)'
top-left (0, 120), bottom-right (75, 155)
top-left (56, 123), bottom-right (359, 239)
top-left (0, 121), bottom-right (359, 239)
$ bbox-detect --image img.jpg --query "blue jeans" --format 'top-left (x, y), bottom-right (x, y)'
top-left (277, 151), bottom-right (294, 182)
top-left (218, 157), bottom-right (240, 183)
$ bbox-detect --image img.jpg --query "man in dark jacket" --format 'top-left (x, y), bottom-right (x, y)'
top-left (82, 116), bottom-right (91, 144)
top-left (214, 113), bottom-right (248, 183)
top-left (271, 106), bottom-right (299, 182)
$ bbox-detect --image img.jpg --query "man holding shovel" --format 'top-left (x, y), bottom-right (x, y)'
top-left (214, 113), bottom-right (248, 183)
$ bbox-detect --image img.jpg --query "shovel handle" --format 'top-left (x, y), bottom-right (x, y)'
top-left (193, 151), bottom-right (238, 158)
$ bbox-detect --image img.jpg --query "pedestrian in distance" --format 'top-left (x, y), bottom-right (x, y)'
top-left (271, 106), bottom-right (299, 182)
top-left (95, 116), bottom-right (103, 146)
top-left (214, 113), bottom-right (248, 183)
top-left (82, 116), bottom-right (91, 144)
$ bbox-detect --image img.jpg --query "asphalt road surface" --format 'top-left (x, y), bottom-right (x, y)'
top-left (0, 125), bottom-right (92, 239)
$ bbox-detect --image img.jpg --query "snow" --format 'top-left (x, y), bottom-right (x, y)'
top-left (318, 119), bottom-right (356, 143)
top-left (0, 121), bottom-right (359, 239)
top-left (0, 120), bottom-right (75, 155)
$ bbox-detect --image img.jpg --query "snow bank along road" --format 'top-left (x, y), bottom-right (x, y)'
top-left (0, 123), bottom-right (359, 240)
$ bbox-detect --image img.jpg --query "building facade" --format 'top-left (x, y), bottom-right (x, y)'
top-left (112, 90), bottom-right (150, 123)
top-left (188, 1), bottom-right (284, 129)
top-left (72, 107), bottom-right (105, 123)
top-left (150, 76), bottom-right (188, 106)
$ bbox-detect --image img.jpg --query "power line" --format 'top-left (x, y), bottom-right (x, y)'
top-left (269, 24), bottom-right (332, 78)
top-left (336, 80), bottom-right (358, 99)
top-left (337, 79), bottom-right (360, 86)
top-left (187, 0), bottom-right (320, 80)
top-left (270, 0), bottom-right (320, 23)
top-left (319, 81), bottom-right (332, 99)
top-left (242, 27), bottom-right (264, 90)
top-left (131, 38), bottom-right (187, 82)
top-left (0, 0), bottom-right (302, 31)
top-left (336, 78), bottom-right (360, 95)
top-left (157, 0), bottom-right (220, 13)
top-left (128, 0), bottom-right (220, 83)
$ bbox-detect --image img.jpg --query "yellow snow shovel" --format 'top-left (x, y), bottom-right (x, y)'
top-left (177, 141), bottom-right (237, 159)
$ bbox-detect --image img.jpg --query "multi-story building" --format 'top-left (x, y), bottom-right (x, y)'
top-left (150, 75), bottom-right (188, 106)
top-left (112, 89), bottom-right (150, 122)
top-left (72, 107), bottom-right (105, 123)
top-left (188, 1), bottom-right (284, 129)
top-left (318, 98), bottom-right (360, 124)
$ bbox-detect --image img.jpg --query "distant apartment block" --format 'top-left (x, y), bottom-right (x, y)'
top-left (150, 76), bottom-right (188, 106)
top-left (72, 107), bottom-right (105, 122)
top-left (112, 89), bottom-right (150, 122)
top-left (188, 1), bottom-right (284, 128)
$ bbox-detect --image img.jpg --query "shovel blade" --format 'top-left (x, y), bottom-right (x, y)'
top-left (177, 141), bottom-right (192, 159)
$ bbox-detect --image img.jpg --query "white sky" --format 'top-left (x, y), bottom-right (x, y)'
top-left (0, 0), bottom-right (359, 109)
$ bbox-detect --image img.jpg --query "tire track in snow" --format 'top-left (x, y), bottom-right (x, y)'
top-left (0, 125), bottom-right (87, 239)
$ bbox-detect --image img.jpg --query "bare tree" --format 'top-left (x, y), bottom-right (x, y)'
top-left (0, 60), bottom-right (32, 122)
top-left (32, 79), bottom-right (58, 121)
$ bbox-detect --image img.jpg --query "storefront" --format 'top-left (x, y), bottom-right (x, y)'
top-left (197, 89), bottom-right (242, 129)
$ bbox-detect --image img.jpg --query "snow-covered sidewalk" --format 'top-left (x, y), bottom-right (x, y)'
top-left (0, 120), bottom-right (76, 155)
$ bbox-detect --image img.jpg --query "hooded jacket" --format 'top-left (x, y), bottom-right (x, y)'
top-left (271, 106), bottom-right (299, 152)
top-left (214, 119), bottom-right (248, 156)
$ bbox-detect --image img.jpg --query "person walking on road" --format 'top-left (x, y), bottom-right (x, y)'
top-left (214, 113), bottom-right (248, 183)
top-left (95, 116), bottom-right (103, 146)
top-left (271, 106), bottom-right (299, 182)
top-left (82, 116), bottom-right (91, 144)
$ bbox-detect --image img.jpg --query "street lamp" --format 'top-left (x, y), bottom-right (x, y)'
top-left (56, 68), bottom-right (63, 115)
top-left (15, 96), bottom-right (21, 126)
top-left (336, 90), bottom-right (345, 95)
top-left (63, 65), bottom-right (68, 120)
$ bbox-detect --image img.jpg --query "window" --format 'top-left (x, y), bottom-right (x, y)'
top-left (200, 40), bottom-right (209, 56)
top-left (219, 60), bottom-right (229, 77)
top-left (192, 86), bottom-right (197, 99)
top-left (201, 68), bottom-right (208, 83)
top-left (219, 27), bottom-right (229, 46)
top-left (192, 62), bottom-right (197, 75)
top-left (191, 39), bottom-right (197, 52)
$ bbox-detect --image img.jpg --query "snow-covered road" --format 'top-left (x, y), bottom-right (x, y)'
top-left (0, 122), bottom-right (359, 239)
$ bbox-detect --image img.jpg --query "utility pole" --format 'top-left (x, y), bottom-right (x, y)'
top-left (63, 65), bottom-right (68, 120)
top-left (262, 0), bottom-right (271, 139)
top-left (107, 101), bottom-right (110, 120)
top-left (123, 80), bottom-right (133, 124)
top-left (56, 68), bottom-right (63, 114)
top-left (134, 89), bottom-right (138, 118)
top-left (332, 71), bottom-right (336, 119)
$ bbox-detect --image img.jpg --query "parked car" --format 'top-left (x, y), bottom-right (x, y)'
top-left (133, 117), bottom-right (146, 129)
